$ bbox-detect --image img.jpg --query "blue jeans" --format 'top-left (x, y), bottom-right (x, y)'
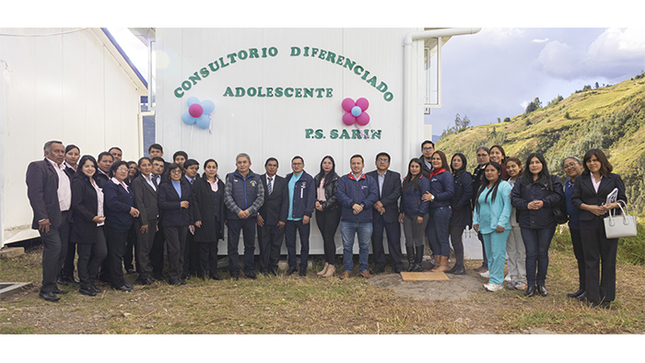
top-left (521, 227), bottom-right (556, 286)
top-left (285, 220), bottom-right (310, 270)
top-left (427, 207), bottom-right (452, 257)
top-left (340, 221), bottom-right (372, 273)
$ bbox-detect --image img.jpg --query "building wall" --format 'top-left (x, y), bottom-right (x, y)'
top-left (0, 28), bottom-right (142, 245)
top-left (156, 28), bottom-right (427, 254)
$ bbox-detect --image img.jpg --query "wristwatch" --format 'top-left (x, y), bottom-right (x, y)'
top-left (430, 195), bottom-right (435, 201)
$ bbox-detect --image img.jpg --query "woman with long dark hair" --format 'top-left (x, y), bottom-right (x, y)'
top-left (489, 145), bottom-right (509, 180)
top-left (505, 157), bottom-right (527, 289)
top-left (60, 144), bottom-right (81, 284)
top-left (103, 160), bottom-right (140, 292)
top-left (473, 161), bottom-right (512, 291)
top-left (192, 159), bottom-right (226, 280)
top-left (158, 163), bottom-right (193, 285)
top-left (472, 146), bottom-right (490, 274)
top-left (422, 150), bottom-right (454, 272)
top-left (446, 153), bottom-right (473, 275)
top-left (511, 153), bottom-right (563, 297)
top-left (314, 155), bottom-right (341, 278)
top-left (70, 155), bottom-right (107, 296)
top-left (399, 158), bottom-right (430, 272)
top-left (571, 149), bottom-right (626, 309)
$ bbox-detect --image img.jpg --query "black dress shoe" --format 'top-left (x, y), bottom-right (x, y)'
top-left (600, 301), bottom-right (611, 309)
top-left (245, 271), bottom-right (257, 279)
top-left (537, 285), bottom-right (548, 296)
top-left (210, 273), bottom-right (223, 280)
top-left (112, 284), bottom-right (132, 292)
top-left (286, 267), bottom-right (297, 276)
top-left (299, 268), bottom-right (307, 277)
top-left (586, 300), bottom-right (600, 308)
top-left (62, 275), bottom-right (80, 284)
top-left (567, 288), bottom-right (585, 298)
top-left (575, 292), bottom-right (587, 302)
top-left (136, 278), bottom-right (153, 285)
top-left (79, 287), bottom-right (97, 296)
top-left (261, 270), bottom-right (269, 277)
top-left (524, 286), bottom-right (536, 297)
top-left (170, 279), bottom-right (186, 286)
top-left (39, 291), bottom-right (60, 302)
top-left (127, 269), bottom-right (136, 274)
top-left (56, 277), bottom-right (69, 286)
top-left (230, 273), bottom-right (239, 280)
top-left (52, 287), bottom-right (69, 295)
top-left (90, 285), bottom-right (102, 294)
top-left (153, 273), bottom-right (164, 281)
top-left (370, 267), bottom-right (384, 275)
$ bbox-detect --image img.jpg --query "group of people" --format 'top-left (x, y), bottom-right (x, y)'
top-left (26, 139), bottom-right (626, 309)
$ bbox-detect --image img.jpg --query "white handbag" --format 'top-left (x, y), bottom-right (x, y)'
top-left (603, 201), bottom-right (638, 239)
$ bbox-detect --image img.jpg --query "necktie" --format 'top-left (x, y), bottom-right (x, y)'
top-left (267, 177), bottom-right (273, 195)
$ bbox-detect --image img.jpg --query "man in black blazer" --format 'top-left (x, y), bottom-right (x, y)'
top-left (95, 152), bottom-right (114, 188)
top-left (26, 140), bottom-right (72, 302)
top-left (257, 158), bottom-right (289, 276)
top-left (367, 152), bottom-right (402, 274)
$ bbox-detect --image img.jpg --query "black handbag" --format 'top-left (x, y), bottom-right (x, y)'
top-left (548, 175), bottom-right (568, 225)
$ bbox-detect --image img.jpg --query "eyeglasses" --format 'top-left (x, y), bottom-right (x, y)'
top-left (170, 170), bottom-right (182, 174)
top-left (117, 167), bottom-right (129, 172)
top-left (477, 154), bottom-right (488, 157)
top-left (292, 162), bottom-right (303, 166)
top-left (563, 163), bottom-right (579, 169)
top-left (377, 158), bottom-right (390, 162)
top-left (422, 147), bottom-right (434, 151)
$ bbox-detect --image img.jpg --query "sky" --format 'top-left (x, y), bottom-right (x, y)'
top-left (426, 27), bottom-right (645, 135)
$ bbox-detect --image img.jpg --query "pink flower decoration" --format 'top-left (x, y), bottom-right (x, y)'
top-left (341, 97), bottom-right (370, 126)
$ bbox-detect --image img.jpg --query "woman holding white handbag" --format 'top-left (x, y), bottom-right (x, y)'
top-left (571, 149), bottom-right (627, 309)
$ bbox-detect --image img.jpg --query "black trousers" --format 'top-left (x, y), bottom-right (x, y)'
top-left (449, 224), bottom-right (467, 267)
top-left (106, 226), bottom-right (129, 288)
top-left (569, 228), bottom-right (585, 290)
top-left (39, 211), bottom-right (70, 293)
top-left (579, 218), bottom-right (618, 303)
top-left (182, 230), bottom-right (199, 276)
top-left (151, 225), bottom-right (165, 279)
top-left (135, 220), bottom-right (157, 281)
top-left (164, 225), bottom-right (188, 282)
top-left (123, 224), bottom-right (139, 272)
top-left (77, 227), bottom-right (108, 290)
top-left (197, 242), bottom-right (219, 274)
top-left (315, 208), bottom-right (341, 265)
top-left (257, 223), bottom-right (285, 272)
top-left (61, 240), bottom-right (76, 279)
top-left (227, 218), bottom-right (256, 275)
top-left (371, 214), bottom-right (402, 272)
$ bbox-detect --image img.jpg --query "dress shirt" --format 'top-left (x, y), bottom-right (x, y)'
top-left (207, 177), bottom-right (219, 192)
top-left (46, 157), bottom-right (71, 212)
top-left (591, 173), bottom-right (602, 193)
top-left (266, 175), bottom-right (274, 195)
top-left (186, 176), bottom-right (196, 185)
top-left (91, 179), bottom-right (105, 226)
top-left (317, 177), bottom-right (326, 201)
top-left (287, 172), bottom-right (303, 221)
top-left (144, 173), bottom-right (157, 191)
top-left (172, 180), bottom-right (182, 198)
top-left (377, 171), bottom-right (386, 197)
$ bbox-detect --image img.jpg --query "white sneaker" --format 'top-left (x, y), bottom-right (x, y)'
top-left (504, 274), bottom-right (511, 282)
top-left (480, 271), bottom-right (489, 278)
top-left (514, 283), bottom-right (527, 290)
top-left (483, 283), bottom-right (504, 292)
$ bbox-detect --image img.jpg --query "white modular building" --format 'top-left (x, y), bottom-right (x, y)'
top-left (153, 28), bottom-right (480, 254)
top-left (0, 28), bottom-right (147, 248)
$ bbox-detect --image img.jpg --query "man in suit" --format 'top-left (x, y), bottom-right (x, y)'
top-left (26, 140), bottom-right (72, 302)
top-left (182, 158), bottom-right (200, 279)
top-left (256, 158), bottom-right (288, 276)
top-left (150, 156), bottom-right (166, 280)
top-left (95, 152), bottom-right (114, 188)
top-left (109, 147), bottom-right (123, 162)
top-left (367, 152), bottom-right (403, 274)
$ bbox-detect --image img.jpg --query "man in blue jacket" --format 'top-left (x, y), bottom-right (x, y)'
top-left (223, 153), bottom-right (265, 280)
top-left (284, 156), bottom-right (316, 276)
top-left (336, 154), bottom-right (378, 279)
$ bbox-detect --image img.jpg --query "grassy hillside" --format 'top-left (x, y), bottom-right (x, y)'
top-left (436, 74), bottom-right (645, 215)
